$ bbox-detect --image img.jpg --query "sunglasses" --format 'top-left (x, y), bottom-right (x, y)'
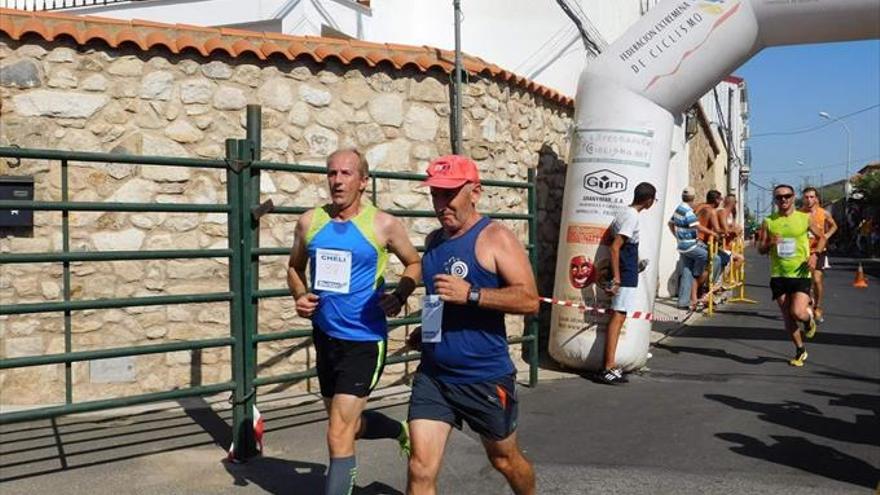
top-left (774, 193), bottom-right (794, 201)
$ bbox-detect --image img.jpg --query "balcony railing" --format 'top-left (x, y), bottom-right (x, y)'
top-left (0, 0), bottom-right (154, 11)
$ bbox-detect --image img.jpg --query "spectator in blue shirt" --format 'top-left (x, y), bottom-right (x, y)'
top-left (668, 186), bottom-right (717, 310)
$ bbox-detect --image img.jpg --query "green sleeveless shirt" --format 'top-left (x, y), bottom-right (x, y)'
top-left (764, 211), bottom-right (811, 279)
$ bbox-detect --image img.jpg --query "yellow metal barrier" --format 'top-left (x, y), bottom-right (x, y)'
top-left (727, 236), bottom-right (758, 305)
top-left (706, 235), bottom-right (756, 315)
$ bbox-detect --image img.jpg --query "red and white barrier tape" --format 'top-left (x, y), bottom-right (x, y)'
top-left (539, 297), bottom-right (682, 322)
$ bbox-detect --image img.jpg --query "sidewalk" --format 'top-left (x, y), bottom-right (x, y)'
top-left (1, 251), bottom-right (877, 494)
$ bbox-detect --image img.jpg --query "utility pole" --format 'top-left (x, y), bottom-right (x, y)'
top-left (451, 0), bottom-right (463, 155)
top-left (726, 87), bottom-right (735, 195)
top-left (757, 195), bottom-right (761, 223)
top-left (819, 111), bottom-right (852, 243)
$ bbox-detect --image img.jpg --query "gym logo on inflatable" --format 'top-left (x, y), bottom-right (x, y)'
top-left (583, 170), bottom-right (627, 196)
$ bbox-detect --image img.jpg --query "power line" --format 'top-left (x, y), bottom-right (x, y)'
top-left (513, 23), bottom-right (576, 73)
top-left (750, 103), bottom-right (879, 138)
top-left (748, 179), bottom-right (771, 191)
top-left (750, 153), bottom-right (880, 175)
top-left (554, 0), bottom-right (601, 55)
top-left (712, 87), bottom-right (742, 164)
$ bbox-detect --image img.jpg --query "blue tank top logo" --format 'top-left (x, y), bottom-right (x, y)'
top-left (444, 257), bottom-right (470, 278)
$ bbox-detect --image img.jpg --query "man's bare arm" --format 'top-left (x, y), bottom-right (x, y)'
top-left (383, 214), bottom-right (422, 293)
top-left (808, 221), bottom-right (827, 254)
top-left (609, 234), bottom-right (624, 285)
top-left (479, 225), bottom-right (539, 315)
top-left (697, 223), bottom-right (716, 237)
top-left (432, 224), bottom-right (538, 315)
top-left (377, 213), bottom-right (422, 316)
top-left (287, 210), bottom-right (319, 318)
top-left (757, 222), bottom-right (772, 255)
top-left (287, 214), bottom-right (310, 298)
top-left (824, 214), bottom-right (838, 241)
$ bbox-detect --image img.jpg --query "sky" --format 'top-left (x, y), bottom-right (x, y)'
top-left (735, 40), bottom-right (880, 219)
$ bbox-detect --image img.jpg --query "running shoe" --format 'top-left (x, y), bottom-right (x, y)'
top-left (397, 420), bottom-right (411, 458)
top-left (814, 307), bottom-right (824, 323)
top-left (598, 368), bottom-right (627, 385)
top-left (804, 314), bottom-right (817, 339)
top-left (788, 348), bottom-right (809, 367)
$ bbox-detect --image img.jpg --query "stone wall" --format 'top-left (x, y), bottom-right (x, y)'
top-left (687, 105), bottom-right (726, 202)
top-left (0, 37), bottom-right (573, 405)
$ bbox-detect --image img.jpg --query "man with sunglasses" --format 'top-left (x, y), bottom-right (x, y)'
top-left (406, 155), bottom-right (538, 495)
top-left (758, 184), bottom-right (826, 366)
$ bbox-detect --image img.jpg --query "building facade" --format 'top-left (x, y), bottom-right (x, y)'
top-left (0, 8), bottom-right (573, 405)
top-left (1, 0), bottom-right (663, 97)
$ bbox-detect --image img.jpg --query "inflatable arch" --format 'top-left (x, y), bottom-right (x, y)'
top-left (549, 0), bottom-right (880, 371)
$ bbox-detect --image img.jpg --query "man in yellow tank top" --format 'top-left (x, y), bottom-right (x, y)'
top-left (758, 185), bottom-right (826, 367)
top-left (799, 187), bottom-right (837, 322)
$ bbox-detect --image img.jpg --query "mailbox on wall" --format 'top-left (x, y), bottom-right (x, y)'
top-left (0, 176), bottom-right (34, 230)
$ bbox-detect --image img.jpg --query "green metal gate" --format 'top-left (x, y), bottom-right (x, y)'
top-left (0, 105), bottom-right (539, 460)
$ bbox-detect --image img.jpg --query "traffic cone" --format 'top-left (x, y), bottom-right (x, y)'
top-left (853, 263), bottom-right (869, 289)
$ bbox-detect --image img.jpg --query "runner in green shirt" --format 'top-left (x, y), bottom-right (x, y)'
top-left (758, 184), bottom-right (826, 367)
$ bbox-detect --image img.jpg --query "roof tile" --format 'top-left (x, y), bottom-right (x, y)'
top-left (144, 30), bottom-right (177, 54)
top-left (202, 36), bottom-right (231, 57)
top-left (231, 38), bottom-right (264, 59)
top-left (115, 28), bottom-right (147, 50)
top-left (0, 7), bottom-right (572, 107)
top-left (174, 34), bottom-right (207, 56)
top-left (18, 18), bottom-right (51, 40)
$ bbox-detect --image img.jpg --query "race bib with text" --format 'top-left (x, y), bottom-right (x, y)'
top-left (314, 249), bottom-right (352, 293)
top-left (421, 295), bottom-right (444, 344)
top-left (777, 238), bottom-right (797, 259)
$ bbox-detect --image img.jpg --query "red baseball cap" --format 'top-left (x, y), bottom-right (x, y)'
top-left (421, 155), bottom-right (481, 189)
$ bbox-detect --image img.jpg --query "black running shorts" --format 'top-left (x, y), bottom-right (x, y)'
top-left (407, 371), bottom-right (518, 441)
top-left (313, 327), bottom-right (387, 398)
top-left (769, 277), bottom-right (812, 301)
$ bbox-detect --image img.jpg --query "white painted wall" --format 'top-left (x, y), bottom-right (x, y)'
top-left (698, 78), bottom-right (750, 226)
top-left (42, 0), bottom-right (661, 97)
top-left (657, 116), bottom-right (690, 299)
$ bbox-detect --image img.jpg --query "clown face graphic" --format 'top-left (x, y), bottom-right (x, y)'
top-left (569, 255), bottom-right (596, 289)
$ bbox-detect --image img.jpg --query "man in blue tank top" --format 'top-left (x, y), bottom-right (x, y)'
top-left (287, 148), bottom-right (421, 495)
top-left (405, 155), bottom-right (539, 495)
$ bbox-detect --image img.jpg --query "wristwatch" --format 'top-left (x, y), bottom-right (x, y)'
top-left (467, 286), bottom-right (481, 306)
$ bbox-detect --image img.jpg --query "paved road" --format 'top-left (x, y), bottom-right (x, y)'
top-left (1, 251), bottom-right (877, 494)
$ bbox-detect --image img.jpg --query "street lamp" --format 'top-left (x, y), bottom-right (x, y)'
top-left (819, 111), bottom-right (852, 241)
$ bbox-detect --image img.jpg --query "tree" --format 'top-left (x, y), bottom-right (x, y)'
top-left (852, 171), bottom-right (880, 207)
top-left (744, 208), bottom-right (759, 236)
